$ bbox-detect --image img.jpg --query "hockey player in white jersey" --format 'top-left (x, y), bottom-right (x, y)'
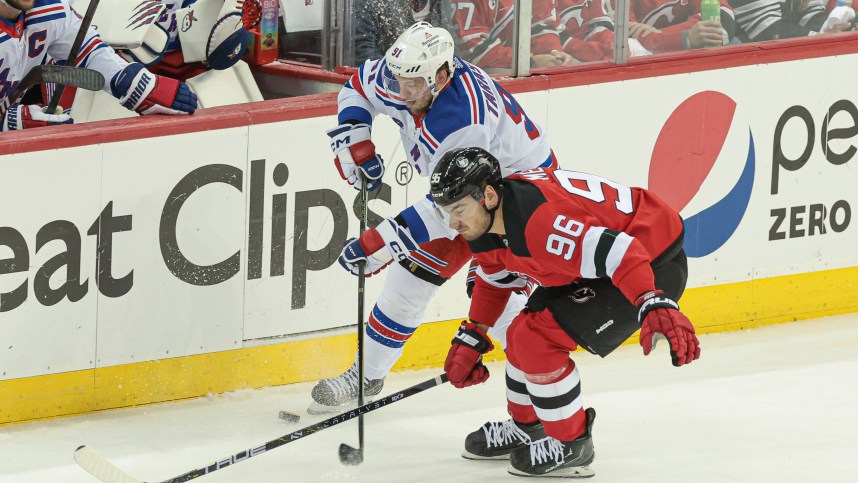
top-left (0, 0), bottom-right (197, 131)
top-left (316, 21), bottom-right (560, 459)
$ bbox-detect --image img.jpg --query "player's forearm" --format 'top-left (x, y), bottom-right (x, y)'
top-left (468, 277), bottom-right (514, 328)
top-left (638, 28), bottom-right (683, 53)
top-left (84, 49), bottom-right (128, 94)
top-left (337, 62), bottom-right (378, 125)
top-left (611, 258), bottom-right (657, 304)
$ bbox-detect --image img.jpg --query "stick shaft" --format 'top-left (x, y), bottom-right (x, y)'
top-left (74, 374), bottom-right (447, 483)
top-left (356, 180), bottom-right (368, 454)
top-left (48, 0), bottom-right (101, 112)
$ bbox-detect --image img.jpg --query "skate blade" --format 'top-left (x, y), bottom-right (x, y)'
top-left (461, 450), bottom-right (510, 461)
top-left (507, 464), bottom-right (595, 478)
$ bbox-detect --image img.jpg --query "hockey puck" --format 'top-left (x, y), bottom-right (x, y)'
top-left (278, 410), bottom-right (301, 423)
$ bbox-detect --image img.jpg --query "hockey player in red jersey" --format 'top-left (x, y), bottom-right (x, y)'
top-left (430, 147), bottom-right (701, 477)
top-left (312, 22), bottom-right (558, 420)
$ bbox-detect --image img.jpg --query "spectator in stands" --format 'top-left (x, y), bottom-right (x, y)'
top-left (354, 0), bottom-right (452, 64)
top-left (627, 0), bottom-right (736, 53)
top-left (729, 0), bottom-right (852, 42)
top-left (452, 0), bottom-right (576, 69)
top-left (557, 0), bottom-right (615, 61)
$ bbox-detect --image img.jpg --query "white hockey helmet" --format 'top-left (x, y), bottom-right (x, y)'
top-left (383, 22), bottom-right (456, 101)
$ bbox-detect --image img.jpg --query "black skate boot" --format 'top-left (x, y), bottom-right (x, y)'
top-left (462, 418), bottom-right (546, 460)
top-left (307, 363), bottom-right (384, 414)
top-left (508, 408), bottom-right (596, 478)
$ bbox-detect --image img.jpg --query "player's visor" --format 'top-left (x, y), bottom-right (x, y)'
top-left (382, 68), bottom-right (430, 102)
top-left (432, 199), bottom-right (452, 226)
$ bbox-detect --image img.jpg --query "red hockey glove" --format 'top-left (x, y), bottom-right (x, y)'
top-left (2, 103), bottom-right (73, 130)
top-left (444, 321), bottom-right (494, 388)
top-left (326, 123), bottom-right (385, 191)
top-left (636, 290), bottom-right (701, 367)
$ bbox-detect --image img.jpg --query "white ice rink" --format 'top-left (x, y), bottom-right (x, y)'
top-left (2, 313), bottom-right (857, 483)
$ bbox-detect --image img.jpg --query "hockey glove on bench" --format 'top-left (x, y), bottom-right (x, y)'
top-left (636, 290), bottom-right (701, 367)
top-left (2, 104), bottom-right (73, 130)
top-left (111, 63), bottom-right (197, 116)
top-left (445, 321), bottom-right (493, 388)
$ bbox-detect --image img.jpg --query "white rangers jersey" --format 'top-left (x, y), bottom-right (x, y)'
top-left (0, 0), bottom-right (126, 111)
top-left (337, 55), bottom-right (554, 242)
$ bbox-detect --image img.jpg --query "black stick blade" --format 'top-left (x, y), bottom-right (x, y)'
top-left (338, 443), bottom-right (363, 466)
top-left (40, 65), bottom-right (105, 92)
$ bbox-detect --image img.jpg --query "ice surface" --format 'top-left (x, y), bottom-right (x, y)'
top-left (2, 314), bottom-right (857, 482)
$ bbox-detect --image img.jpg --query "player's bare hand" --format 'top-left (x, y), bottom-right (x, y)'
top-left (688, 20), bottom-right (724, 48)
top-left (550, 50), bottom-right (577, 66)
top-left (821, 22), bottom-right (852, 34)
top-left (629, 22), bottom-right (661, 39)
top-left (530, 53), bottom-right (565, 68)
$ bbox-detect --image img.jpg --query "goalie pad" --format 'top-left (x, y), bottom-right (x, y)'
top-left (72, 0), bottom-right (169, 67)
top-left (178, 0), bottom-right (250, 69)
top-left (184, 60), bottom-right (263, 108)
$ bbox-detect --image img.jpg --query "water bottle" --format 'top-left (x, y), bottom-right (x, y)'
top-left (700, 0), bottom-right (721, 23)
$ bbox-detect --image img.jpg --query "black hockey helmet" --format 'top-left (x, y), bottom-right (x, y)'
top-left (430, 147), bottom-right (502, 206)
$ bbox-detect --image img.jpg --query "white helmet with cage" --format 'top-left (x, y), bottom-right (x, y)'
top-left (383, 22), bottom-right (456, 101)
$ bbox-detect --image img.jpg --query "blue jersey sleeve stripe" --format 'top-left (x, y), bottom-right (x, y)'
top-left (25, 12), bottom-right (65, 25)
top-left (338, 106), bottom-right (372, 125)
top-left (78, 42), bottom-right (107, 69)
top-left (414, 248), bottom-right (446, 266)
top-left (400, 206), bottom-right (430, 244)
top-left (418, 136), bottom-right (436, 155)
top-left (466, 71), bottom-right (486, 125)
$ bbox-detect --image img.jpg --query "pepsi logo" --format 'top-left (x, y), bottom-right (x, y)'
top-left (649, 91), bottom-right (754, 258)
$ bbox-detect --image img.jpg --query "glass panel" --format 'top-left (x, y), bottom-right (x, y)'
top-left (278, 0), bottom-right (325, 64)
top-left (724, 0), bottom-right (856, 45)
top-left (334, 1), bottom-right (459, 67)
top-left (449, 0), bottom-right (517, 73)
top-left (551, 0), bottom-right (617, 67)
top-left (622, 0), bottom-right (733, 57)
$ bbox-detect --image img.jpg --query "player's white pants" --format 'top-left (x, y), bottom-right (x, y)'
top-left (360, 261), bottom-right (527, 380)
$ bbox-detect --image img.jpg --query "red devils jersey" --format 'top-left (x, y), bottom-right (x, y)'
top-left (453, 0), bottom-right (564, 68)
top-left (631, 0), bottom-right (735, 53)
top-left (557, 0), bottom-right (614, 61)
top-left (467, 168), bottom-right (684, 326)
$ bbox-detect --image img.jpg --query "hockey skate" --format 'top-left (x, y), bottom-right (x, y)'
top-left (462, 418), bottom-right (546, 460)
top-left (508, 408), bottom-right (596, 478)
top-left (307, 363), bottom-right (385, 414)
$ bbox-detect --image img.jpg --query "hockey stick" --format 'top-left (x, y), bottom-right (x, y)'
top-left (1, 65), bottom-right (105, 119)
top-left (339, 178), bottom-right (370, 465)
top-left (9, 65), bottom-right (105, 102)
top-left (47, 0), bottom-right (101, 113)
top-left (73, 374), bottom-right (449, 483)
